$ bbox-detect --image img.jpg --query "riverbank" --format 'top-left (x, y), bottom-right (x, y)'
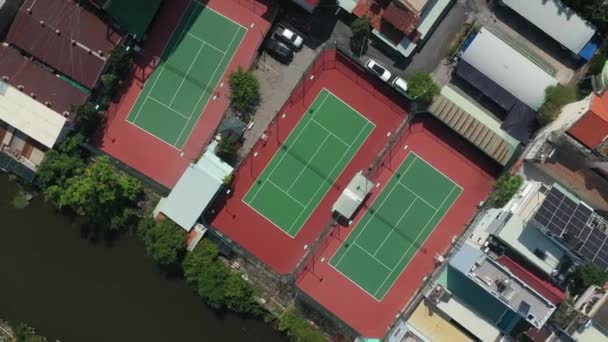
top-left (0, 174), bottom-right (287, 342)
top-left (0, 320), bottom-right (13, 341)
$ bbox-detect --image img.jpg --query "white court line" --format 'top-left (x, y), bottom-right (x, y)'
top-left (147, 97), bottom-right (190, 120)
top-left (323, 88), bottom-right (376, 128)
top-left (130, 6), bottom-right (198, 124)
top-left (333, 156), bottom-right (418, 268)
top-left (408, 151), bottom-right (464, 191)
top-left (310, 119), bottom-right (350, 147)
top-left (372, 197), bottom-right (420, 257)
top-left (353, 243), bottom-right (393, 271)
top-left (286, 119), bottom-right (372, 236)
top-left (169, 41), bottom-right (206, 107)
top-left (287, 134), bottom-right (331, 192)
top-left (397, 183), bottom-right (438, 211)
top-left (267, 180), bottom-right (307, 207)
top-left (373, 184), bottom-right (460, 298)
top-left (245, 90), bottom-right (331, 204)
top-left (125, 121), bottom-right (182, 151)
top-left (193, 0), bottom-right (248, 30)
top-left (174, 25), bottom-right (243, 146)
top-left (186, 32), bottom-right (227, 54)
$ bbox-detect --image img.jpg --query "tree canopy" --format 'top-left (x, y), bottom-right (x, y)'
top-left (278, 309), bottom-right (326, 342)
top-left (537, 85), bottom-right (578, 126)
top-left (489, 174), bottom-right (523, 208)
top-left (406, 72), bottom-right (440, 103)
top-left (13, 323), bottom-right (46, 342)
top-left (73, 103), bottom-right (103, 137)
top-left (138, 217), bottom-right (187, 269)
top-left (58, 156), bottom-right (143, 231)
top-left (561, 0), bottom-right (608, 29)
top-left (183, 240), bottom-right (259, 314)
top-left (569, 264), bottom-right (608, 295)
top-left (350, 15), bottom-right (370, 55)
top-left (229, 67), bottom-right (260, 117)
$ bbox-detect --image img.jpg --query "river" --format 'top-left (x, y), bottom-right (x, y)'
top-left (0, 174), bottom-right (286, 342)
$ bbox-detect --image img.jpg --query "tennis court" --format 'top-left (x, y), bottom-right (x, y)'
top-left (244, 89), bottom-right (375, 237)
top-left (330, 153), bottom-right (462, 300)
top-left (127, 1), bottom-right (246, 149)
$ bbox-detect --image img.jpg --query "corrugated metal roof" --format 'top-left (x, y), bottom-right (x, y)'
top-left (0, 81), bottom-right (66, 148)
top-left (428, 85), bottom-right (518, 165)
top-left (501, 0), bottom-right (596, 54)
top-left (6, 0), bottom-right (121, 89)
top-left (462, 28), bottom-right (559, 110)
top-left (0, 45), bottom-right (89, 115)
top-left (155, 151), bottom-right (233, 231)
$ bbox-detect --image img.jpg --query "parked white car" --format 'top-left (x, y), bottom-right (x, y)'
top-left (274, 25), bottom-right (304, 50)
top-left (365, 59), bottom-right (392, 82)
top-left (391, 76), bottom-right (408, 95)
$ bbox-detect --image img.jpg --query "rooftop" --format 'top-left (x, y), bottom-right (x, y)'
top-left (0, 81), bottom-right (66, 149)
top-left (6, 0), bottom-right (122, 88)
top-left (500, 0), bottom-right (597, 56)
top-left (103, 0), bottom-right (164, 38)
top-left (154, 149), bottom-right (233, 231)
top-left (405, 299), bottom-right (473, 342)
top-left (450, 243), bottom-right (556, 328)
top-left (461, 27), bottom-right (559, 110)
top-left (0, 44), bottom-right (89, 116)
top-left (568, 91), bottom-right (608, 150)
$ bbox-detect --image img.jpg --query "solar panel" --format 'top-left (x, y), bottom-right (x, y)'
top-left (531, 186), bottom-right (608, 271)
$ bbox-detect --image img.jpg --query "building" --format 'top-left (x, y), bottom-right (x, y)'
top-left (289, 0), bottom-right (320, 13)
top-left (6, 0), bottom-right (122, 89)
top-left (569, 285), bottom-right (608, 341)
top-left (0, 81), bottom-right (67, 181)
top-left (568, 90), bottom-right (608, 155)
top-left (340, 0), bottom-right (454, 58)
top-left (459, 27), bottom-right (559, 112)
top-left (499, 0), bottom-right (601, 61)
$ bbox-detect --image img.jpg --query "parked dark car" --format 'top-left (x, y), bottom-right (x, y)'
top-left (264, 38), bottom-right (294, 64)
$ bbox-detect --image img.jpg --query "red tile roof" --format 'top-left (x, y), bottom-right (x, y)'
top-left (568, 92), bottom-right (608, 149)
top-left (497, 256), bottom-right (566, 305)
top-left (6, 0), bottom-right (122, 89)
top-left (0, 45), bottom-right (89, 116)
top-left (353, 0), bottom-right (420, 44)
top-left (382, 1), bottom-right (419, 35)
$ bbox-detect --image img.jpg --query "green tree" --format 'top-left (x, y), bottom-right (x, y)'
top-left (228, 67), bottom-right (260, 117)
top-left (489, 174), bottom-right (523, 208)
top-left (100, 73), bottom-right (120, 97)
top-left (350, 15), bottom-right (370, 56)
top-left (569, 265), bottom-right (608, 295)
top-left (406, 72), bottom-right (440, 103)
top-left (538, 85), bottom-right (578, 126)
top-left (216, 135), bottom-right (239, 165)
top-left (13, 323), bottom-right (46, 342)
top-left (183, 240), bottom-right (259, 314)
top-left (59, 156), bottom-right (143, 231)
top-left (561, 0), bottom-right (608, 28)
top-left (36, 135), bottom-right (86, 204)
top-left (73, 103), bottom-right (103, 137)
top-left (106, 47), bottom-right (132, 78)
top-left (278, 309), bottom-right (325, 342)
top-left (138, 217), bottom-right (188, 269)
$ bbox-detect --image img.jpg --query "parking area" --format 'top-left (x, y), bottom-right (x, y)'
top-left (239, 44), bottom-right (319, 158)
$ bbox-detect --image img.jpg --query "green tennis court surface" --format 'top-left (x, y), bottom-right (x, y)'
top-left (330, 153), bottom-right (462, 300)
top-left (244, 89), bottom-right (375, 237)
top-left (127, 1), bottom-right (246, 149)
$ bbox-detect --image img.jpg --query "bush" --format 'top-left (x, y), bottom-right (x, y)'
top-left (183, 240), bottom-right (260, 314)
top-left (278, 309), bottom-right (325, 342)
top-left (537, 85), bottom-right (578, 126)
top-left (216, 135), bottom-right (239, 165)
top-left (229, 67), bottom-right (260, 117)
top-left (13, 323), bottom-right (46, 342)
top-left (489, 174), bottom-right (523, 208)
top-left (106, 47), bottom-right (132, 78)
top-left (406, 72), bottom-right (440, 103)
top-left (569, 265), bottom-right (608, 296)
top-left (138, 217), bottom-right (187, 269)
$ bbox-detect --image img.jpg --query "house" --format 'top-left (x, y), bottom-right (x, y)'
top-left (340, 0), bottom-right (454, 58)
top-left (568, 285), bottom-right (608, 341)
top-left (499, 0), bottom-right (601, 61)
top-left (5, 0), bottom-right (122, 89)
top-left (0, 81), bottom-right (67, 181)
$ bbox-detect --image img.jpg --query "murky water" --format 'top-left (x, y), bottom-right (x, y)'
top-left (0, 174), bottom-right (286, 342)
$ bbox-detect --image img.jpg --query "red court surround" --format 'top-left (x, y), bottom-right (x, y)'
top-left (97, 0), bottom-right (273, 188)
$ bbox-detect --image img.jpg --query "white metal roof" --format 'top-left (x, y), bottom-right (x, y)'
top-left (154, 150), bottom-right (233, 231)
top-left (462, 28), bottom-right (559, 110)
top-left (501, 0), bottom-right (596, 54)
top-left (0, 81), bottom-right (65, 148)
top-left (332, 171), bottom-right (373, 219)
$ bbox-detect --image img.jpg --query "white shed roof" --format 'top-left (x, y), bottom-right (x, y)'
top-left (332, 171), bottom-right (373, 219)
top-left (501, 0), bottom-right (596, 54)
top-left (154, 150), bottom-right (233, 231)
top-left (462, 28), bottom-right (559, 110)
top-left (0, 81), bottom-right (65, 148)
